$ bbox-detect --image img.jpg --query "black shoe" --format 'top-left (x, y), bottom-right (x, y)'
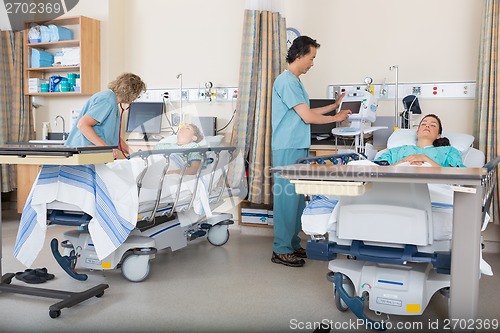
top-left (271, 252), bottom-right (305, 267)
top-left (293, 247), bottom-right (307, 258)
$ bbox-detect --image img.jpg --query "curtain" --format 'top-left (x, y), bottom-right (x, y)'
top-left (230, 7), bottom-right (287, 205)
top-left (0, 30), bottom-right (32, 192)
top-left (474, 0), bottom-right (500, 223)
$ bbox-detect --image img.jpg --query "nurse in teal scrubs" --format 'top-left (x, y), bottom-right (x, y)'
top-left (375, 114), bottom-right (465, 167)
top-left (271, 36), bottom-right (351, 267)
top-left (65, 73), bottom-right (146, 158)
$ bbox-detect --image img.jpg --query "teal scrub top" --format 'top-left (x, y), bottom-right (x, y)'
top-left (272, 70), bottom-right (310, 150)
top-left (374, 145), bottom-right (465, 167)
top-left (65, 90), bottom-right (120, 147)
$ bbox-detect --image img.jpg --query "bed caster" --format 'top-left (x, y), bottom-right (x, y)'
top-left (49, 310), bottom-right (61, 318)
top-left (120, 251), bottom-right (152, 282)
top-left (207, 224), bottom-right (230, 246)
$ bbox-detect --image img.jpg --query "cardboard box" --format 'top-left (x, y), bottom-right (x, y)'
top-left (241, 208), bottom-right (269, 224)
top-left (267, 210), bottom-right (274, 226)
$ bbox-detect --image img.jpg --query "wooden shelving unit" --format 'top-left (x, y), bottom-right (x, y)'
top-left (23, 15), bottom-right (100, 96)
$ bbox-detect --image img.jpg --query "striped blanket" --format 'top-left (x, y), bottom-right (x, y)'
top-left (14, 164), bottom-right (138, 267)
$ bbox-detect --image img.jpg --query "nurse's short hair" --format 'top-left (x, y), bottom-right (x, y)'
top-left (108, 73), bottom-right (146, 103)
top-left (286, 36), bottom-right (320, 64)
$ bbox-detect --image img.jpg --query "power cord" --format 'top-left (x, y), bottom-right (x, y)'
top-left (216, 107), bottom-right (236, 133)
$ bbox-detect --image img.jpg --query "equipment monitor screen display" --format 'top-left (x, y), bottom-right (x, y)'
top-left (340, 101), bottom-right (362, 114)
top-left (126, 102), bottom-right (164, 139)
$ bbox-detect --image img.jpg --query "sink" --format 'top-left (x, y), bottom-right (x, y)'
top-left (29, 140), bottom-right (66, 145)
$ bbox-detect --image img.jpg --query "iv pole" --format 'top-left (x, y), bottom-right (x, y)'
top-left (389, 65), bottom-right (399, 129)
top-left (176, 73), bottom-right (183, 124)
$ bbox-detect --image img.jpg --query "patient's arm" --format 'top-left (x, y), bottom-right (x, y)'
top-left (166, 160), bottom-right (201, 175)
top-left (395, 154), bottom-right (441, 167)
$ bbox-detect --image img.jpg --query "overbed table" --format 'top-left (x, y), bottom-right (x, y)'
top-left (0, 144), bottom-right (114, 318)
top-left (272, 162), bottom-right (497, 321)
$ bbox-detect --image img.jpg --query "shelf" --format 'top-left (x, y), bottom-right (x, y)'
top-left (26, 66), bottom-right (79, 72)
top-left (27, 92), bottom-right (87, 96)
top-left (26, 40), bottom-right (80, 49)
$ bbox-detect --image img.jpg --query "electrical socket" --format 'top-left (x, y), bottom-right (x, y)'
top-left (215, 88), bottom-right (228, 100)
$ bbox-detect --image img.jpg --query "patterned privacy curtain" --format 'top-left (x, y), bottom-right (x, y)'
top-left (0, 30), bottom-right (32, 192)
top-left (474, 0), bottom-right (500, 224)
top-left (230, 7), bottom-right (287, 205)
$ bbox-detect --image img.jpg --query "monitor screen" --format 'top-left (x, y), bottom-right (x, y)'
top-left (126, 102), bottom-right (164, 139)
top-left (340, 101), bottom-right (362, 114)
top-left (309, 99), bottom-right (336, 135)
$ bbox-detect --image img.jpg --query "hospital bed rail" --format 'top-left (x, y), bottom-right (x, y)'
top-left (128, 145), bottom-right (237, 225)
top-left (47, 144), bottom-right (242, 282)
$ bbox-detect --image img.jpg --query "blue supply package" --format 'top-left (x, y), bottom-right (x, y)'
top-left (48, 25), bottom-right (74, 42)
top-left (31, 49), bottom-right (54, 68)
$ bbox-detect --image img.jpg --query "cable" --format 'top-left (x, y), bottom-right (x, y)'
top-left (401, 94), bottom-right (419, 128)
top-left (216, 108), bottom-right (236, 133)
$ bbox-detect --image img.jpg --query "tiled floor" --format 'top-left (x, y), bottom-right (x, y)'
top-left (1, 209), bottom-right (499, 332)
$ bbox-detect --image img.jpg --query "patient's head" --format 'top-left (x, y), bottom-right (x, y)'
top-left (177, 123), bottom-right (204, 144)
top-left (417, 114), bottom-right (450, 147)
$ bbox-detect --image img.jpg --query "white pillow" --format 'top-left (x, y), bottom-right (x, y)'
top-left (202, 135), bottom-right (224, 146)
top-left (157, 135), bottom-right (224, 146)
top-left (386, 129), bottom-right (474, 155)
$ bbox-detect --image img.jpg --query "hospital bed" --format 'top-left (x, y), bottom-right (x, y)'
top-left (272, 130), bottom-right (499, 327)
top-left (15, 144), bottom-right (246, 283)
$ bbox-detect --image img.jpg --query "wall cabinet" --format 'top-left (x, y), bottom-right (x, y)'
top-left (23, 16), bottom-right (100, 96)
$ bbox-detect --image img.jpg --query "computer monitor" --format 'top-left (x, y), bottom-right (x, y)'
top-left (310, 99), bottom-right (337, 136)
top-left (126, 102), bottom-right (164, 140)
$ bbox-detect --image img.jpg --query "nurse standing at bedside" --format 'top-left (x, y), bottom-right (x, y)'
top-left (65, 72), bottom-right (146, 158)
top-left (374, 114), bottom-right (465, 167)
top-left (271, 36), bottom-right (351, 268)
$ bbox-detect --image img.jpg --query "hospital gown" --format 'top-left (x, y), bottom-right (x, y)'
top-left (374, 145), bottom-right (465, 167)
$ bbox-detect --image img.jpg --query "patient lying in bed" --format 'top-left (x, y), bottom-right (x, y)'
top-left (14, 137), bottom-right (233, 267)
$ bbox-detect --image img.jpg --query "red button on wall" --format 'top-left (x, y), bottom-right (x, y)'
top-left (433, 91), bottom-right (437, 95)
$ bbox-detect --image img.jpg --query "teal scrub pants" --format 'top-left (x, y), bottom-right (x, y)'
top-left (272, 148), bottom-right (309, 254)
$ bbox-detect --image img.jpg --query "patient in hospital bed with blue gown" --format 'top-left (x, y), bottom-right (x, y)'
top-left (302, 114), bottom-right (493, 275)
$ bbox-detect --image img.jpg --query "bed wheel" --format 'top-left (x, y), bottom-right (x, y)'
top-left (333, 275), bottom-right (355, 312)
top-left (49, 310), bottom-right (61, 318)
top-left (121, 253), bottom-right (151, 282)
top-left (207, 224), bottom-right (230, 246)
